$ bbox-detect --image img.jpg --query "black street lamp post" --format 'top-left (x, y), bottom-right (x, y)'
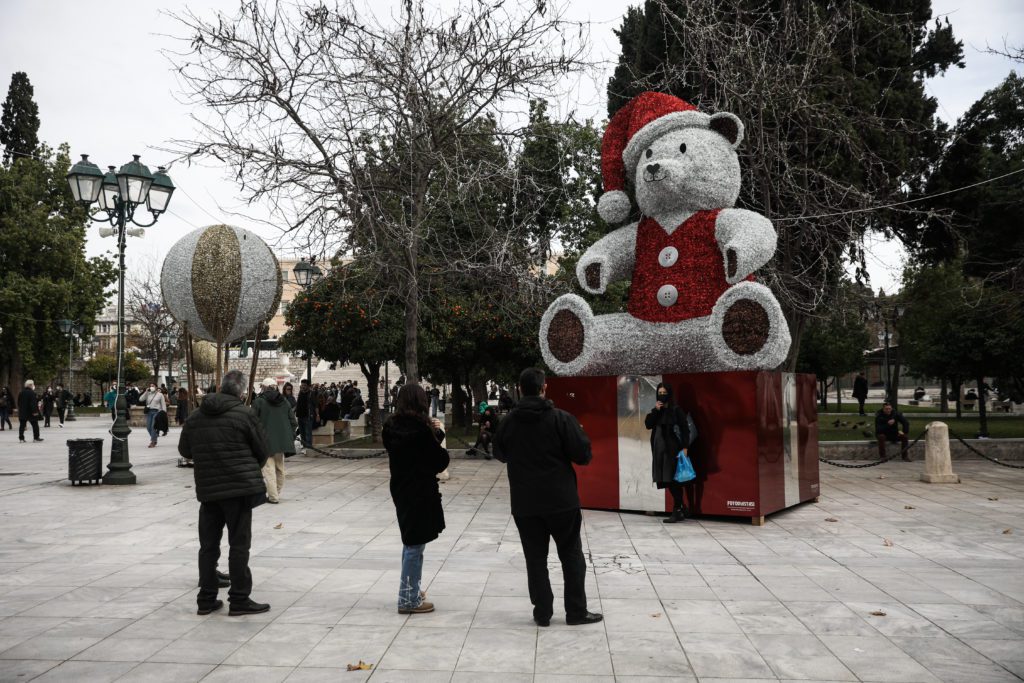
top-left (57, 319), bottom-right (82, 421)
top-left (67, 154), bottom-right (175, 485)
top-left (873, 293), bottom-right (905, 406)
top-left (292, 258), bottom-right (322, 385)
top-left (160, 329), bottom-right (178, 387)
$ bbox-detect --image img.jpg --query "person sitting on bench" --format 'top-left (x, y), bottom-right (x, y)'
top-left (875, 401), bottom-right (910, 461)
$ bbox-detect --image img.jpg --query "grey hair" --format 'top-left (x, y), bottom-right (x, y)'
top-left (220, 370), bottom-right (247, 398)
top-left (24, 379), bottom-right (34, 389)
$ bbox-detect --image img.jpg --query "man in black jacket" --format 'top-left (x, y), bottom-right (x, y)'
top-left (179, 370), bottom-right (271, 617)
top-left (493, 367), bottom-right (602, 628)
top-left (17, 380), bottom-right (42, 443)
top-left (852, 372), bottom-right (869, 416)
top-left (875, 401), bottom-right (911, 461)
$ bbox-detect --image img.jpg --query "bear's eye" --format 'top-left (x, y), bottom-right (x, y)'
top-left (645, 148), bottom-right (652, 159)
top-left (679, 143), bottom-right (687, 154)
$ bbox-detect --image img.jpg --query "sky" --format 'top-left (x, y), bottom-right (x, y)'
top-left (1, 0), bottom-right (1022, 294)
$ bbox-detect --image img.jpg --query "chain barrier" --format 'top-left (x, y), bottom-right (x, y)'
top-left (946, 427), bottom-right (1024, 469)
top-left (818, 428), bottom-right (928, 469)
top-left (303, 443), bottom-right (386, 460)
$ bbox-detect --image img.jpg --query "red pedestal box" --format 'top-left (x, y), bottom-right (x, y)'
top-left (545, 371), bottom-right (820, 524)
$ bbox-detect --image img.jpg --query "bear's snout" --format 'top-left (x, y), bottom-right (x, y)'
top-left (643, 162), bottom-right (669, 182)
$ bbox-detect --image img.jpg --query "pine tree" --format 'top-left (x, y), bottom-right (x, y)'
top-left (0, 72), bottom-right (41, 164)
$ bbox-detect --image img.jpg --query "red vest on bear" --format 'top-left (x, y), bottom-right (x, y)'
top-left (627, 209), bottom-right (753, 323)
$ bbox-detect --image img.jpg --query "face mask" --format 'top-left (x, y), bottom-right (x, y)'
top-left (658, 393), bottom-right (667, 399)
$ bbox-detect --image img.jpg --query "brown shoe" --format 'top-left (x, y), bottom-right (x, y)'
top-left (398, 601), bottom-right (434, 614)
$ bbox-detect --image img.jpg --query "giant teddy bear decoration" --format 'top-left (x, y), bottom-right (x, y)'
top-left (540, 92), bottom-right (791, 376)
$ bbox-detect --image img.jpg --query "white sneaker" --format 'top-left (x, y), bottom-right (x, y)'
top-left (58, 424), bottom-right (63, 428)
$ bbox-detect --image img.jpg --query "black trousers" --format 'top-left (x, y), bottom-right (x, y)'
top-left (58, 405), bottom-right (66, 424)
top-left (513, 508), bottom-right (588, 621)
top-left (857, 397), bottom-right (866, 415)
top-left (43, 407), bottom-right (52, 427)
top-left (198, 497), bottom-right (253, 607)
top-left (18, 416), bottom-right (40, 441)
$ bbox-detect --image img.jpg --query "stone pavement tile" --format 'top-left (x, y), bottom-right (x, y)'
top-left (818, 635), bottom-right (941, 682)
top-left (535, 628), bottom-right (613, 676)
top-left (180, 618), bottom-right (270, 643)
top-left (0, 635), bottom-right (101, 660)
top-left (963, 639), bottom-right (1024, 675)
top-left (531, 675), bottom-right (616, 683)
top-left (453, 673), bottom-right (533, 683)
top-left (889, 635), bottom-right (1020, 683)
top-left (148, 637), bottom-right (244, 665)
top-left (747, 634), bottom-right (857, 681)
top-left (368, 671), bottom-right (455, 682)
top-left (973, 604), bottom-right (1024, 635)
top-left (83, 601), bottom-right (165, 620)
top-left (284, 668), bottom-right (370, 682)
top-left (16, 600), bottom-right (106, 619)
top-left (663, 599), bottom-right (743, 634)
top-left (607, 630), bottom-right (693, 677)
top-left (0, 659), bottom-right (60, 681)
top-left (470, 596), bottom-right (535, 629)
top-left (224, 623), bottom-right (330, 667)
top-left (298, 624), bottom-right (399, 669)
top-left (599, 598), bottom-right (675, 634)
top-left (680, 633), bottom-right (775, 679)
top-left (113, 615), bottom-right (199, 640)
top-left (725, 601), bottom-right (810, 635)
top-left (39, 617), bottom-right (132, 640)
top-left (200, 664), bottom-right (293, 682)
top-left (376, 626), bottom-right (466, 671)
top-left (0, 617), bottom-right (65, 639)
top-left (274, 592), bottom-right (358, 625)
top-left (114, 661), bottom-right (215, 682)
top-left (456, 627), bottom-right (535, 674)
top-left (29, 659), bottom-right (136, 682)
top-left (71, 636), bottom-right (171, 662)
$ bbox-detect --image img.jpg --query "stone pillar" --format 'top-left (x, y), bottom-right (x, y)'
top-left (921, 421), bottom-right (960, 484)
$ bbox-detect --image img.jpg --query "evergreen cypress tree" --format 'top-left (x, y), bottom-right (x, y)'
top-left (0, 71), bottom-right (41, 165)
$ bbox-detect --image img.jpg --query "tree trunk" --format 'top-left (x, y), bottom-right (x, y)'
top-left (940, 377), bottom-right (949, 413)
top-left (471, 375), bottom-right (488, 416)
top-left (953, 376), bottom-right (962, 418)
top-left (890, 345), bottom-right (902, 407)
top-left (819, 379), bottom-right (828, 410)
top-left (977, 375), bottom-right (989, 437)
top-left (359, 361), bottom-right (382, 442)
top-left (836, 375), bottom-right (842, 411)
top-left (452, 381), bottom-right (469, 429)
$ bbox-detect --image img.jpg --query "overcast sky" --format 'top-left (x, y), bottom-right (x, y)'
top-left (1, 0), bottom-right (1021, 294)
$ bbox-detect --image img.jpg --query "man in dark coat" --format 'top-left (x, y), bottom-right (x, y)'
top-left (17, 380), bottom-right (42, 443)
top-left (55, 384), bottom-right (72, 427)
top-left (875, 401), bottom-right (911, 461)
top-left (853, 372), bottom-right (869, 416)
top-left (295, 379), bottom-right (317, 447)
top-left (178, 370), bottom-right (271, 616)
top-left (493, 367), bottom-right (602, 628)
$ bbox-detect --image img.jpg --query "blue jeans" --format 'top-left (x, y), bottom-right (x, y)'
top-left (398, 543), bottom-right (426, 609)
top-left (299, 416), bottom-right (314, 447)
top-left (145, 411), bottom-right (158, 444)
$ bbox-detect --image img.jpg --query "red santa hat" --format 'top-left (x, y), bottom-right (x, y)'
top-left (598, 92), bottom-right (713, 224)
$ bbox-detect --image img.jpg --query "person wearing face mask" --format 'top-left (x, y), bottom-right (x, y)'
top-left (140, 382), bottom-right (168, 448)
top-left (645, 382), bottom-right (691, 523)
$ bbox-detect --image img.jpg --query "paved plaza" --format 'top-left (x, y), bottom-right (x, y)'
top-left (0, 416), bottom-right (1022, 682)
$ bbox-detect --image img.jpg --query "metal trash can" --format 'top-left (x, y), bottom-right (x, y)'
top-left (67, 439), bottom-right (103, 485)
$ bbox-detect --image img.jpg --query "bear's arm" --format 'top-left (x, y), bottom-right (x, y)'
top-left (576, 222), bottom-right (639, 294)
top-left (715, 208), bottom-right (777, 283)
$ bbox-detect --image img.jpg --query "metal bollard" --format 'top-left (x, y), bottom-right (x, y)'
top-left (921, 422), bottom-right (960, 484)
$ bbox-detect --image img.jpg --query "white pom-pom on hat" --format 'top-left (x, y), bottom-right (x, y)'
top-left (598, 190), bottom-right (631, 224)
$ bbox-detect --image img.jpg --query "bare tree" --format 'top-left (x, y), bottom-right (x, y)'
top-left (126, 257), bottom-right (179, 383)
top-left (164, 0), bottom-right (589, 381)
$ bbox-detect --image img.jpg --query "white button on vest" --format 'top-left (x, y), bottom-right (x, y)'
top-left (658, 246), bottom-right (679, 267)
top-left (657, 284), bottom-right (678, 307)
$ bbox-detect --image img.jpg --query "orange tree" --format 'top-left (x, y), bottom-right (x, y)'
top-left (280, 264), bottom-right (403, 440)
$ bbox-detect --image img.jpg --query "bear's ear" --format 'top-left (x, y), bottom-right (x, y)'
top-left (709, 112), bottom-right (744, 149)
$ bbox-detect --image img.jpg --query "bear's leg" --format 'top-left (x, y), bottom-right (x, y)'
top-left (541, 295), bottom-right (728, 375)
top-left (708, 281), bottom-right (792, 369)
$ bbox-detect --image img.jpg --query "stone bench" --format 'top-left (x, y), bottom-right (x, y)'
top-left (312, 420), bottom-right (337, 447)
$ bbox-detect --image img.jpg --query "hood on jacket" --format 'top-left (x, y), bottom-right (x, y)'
top-left (200, 392), bottom-right (243, 416)
top-left (260, 387), bottom-right (285, 406)
top-left (511, 395), bottom-right (553, 422)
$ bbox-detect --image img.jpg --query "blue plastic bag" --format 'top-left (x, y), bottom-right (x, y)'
top-left (674, 449), bottom-right (696, 483)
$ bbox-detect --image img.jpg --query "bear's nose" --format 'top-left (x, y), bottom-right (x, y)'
top-left (646, 163), bottom-right (660, 174)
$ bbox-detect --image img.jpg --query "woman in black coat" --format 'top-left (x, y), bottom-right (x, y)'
top-left (644, 382), bottom-right (690, 523)
top-left (382, 383), bottom-right (449, 615)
